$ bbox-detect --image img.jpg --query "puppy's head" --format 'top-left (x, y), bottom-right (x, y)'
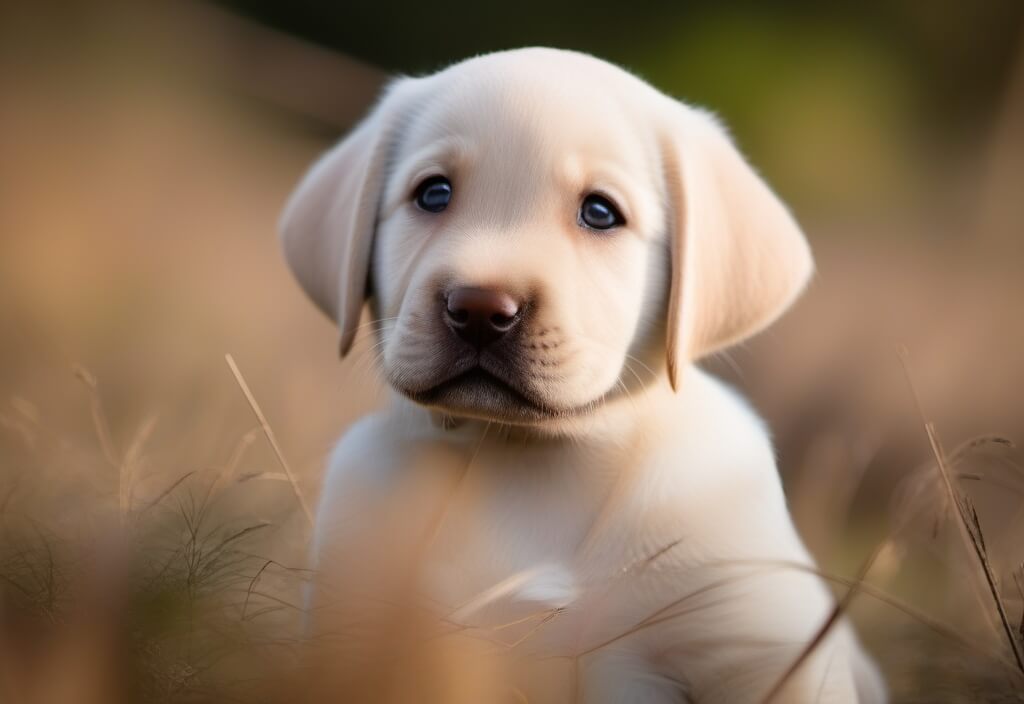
top-left (281, 49), bottom-right (811, 425)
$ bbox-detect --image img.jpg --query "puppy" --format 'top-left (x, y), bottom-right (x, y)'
top-left (281, 48), bottom-right (886, 703)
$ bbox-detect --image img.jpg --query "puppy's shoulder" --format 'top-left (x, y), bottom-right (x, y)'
top-left (635, 368), bottom-right (802, 557)
top-left (313, 410), bottom-right (465, 555)
top-left (656, 366), bottom-right (777, 479)
top-left (321, 409), bottom-right (448, 494)
top-left (321, 413), bottom-right (391, 490)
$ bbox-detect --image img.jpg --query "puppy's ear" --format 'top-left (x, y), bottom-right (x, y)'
top-left (661, 105), bottom-right (813, 390)
top-left (279, 79), bottom-right (415, 356)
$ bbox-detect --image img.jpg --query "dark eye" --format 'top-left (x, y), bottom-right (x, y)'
top-left (579, 194), bottom-right (624, 230)
top-left (414, 176), bottom-right (452, 213)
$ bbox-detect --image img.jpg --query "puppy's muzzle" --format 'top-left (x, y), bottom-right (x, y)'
top-left (444, 287), bottom-right (522, 349)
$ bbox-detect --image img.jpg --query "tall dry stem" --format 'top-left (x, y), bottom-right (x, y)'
top-left (224, 354), bottom-right (314, 528)
top-left (898, 346), bottom-right (1024, 673)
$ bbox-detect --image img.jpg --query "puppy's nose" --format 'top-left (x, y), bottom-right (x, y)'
top-left (445, 287), bottom-right (521, 347)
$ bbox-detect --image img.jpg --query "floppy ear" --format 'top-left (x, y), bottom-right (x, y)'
top-left (279, 79), bottom-right (414, 356)
top-left (662, 105), bottom-right (813, 390)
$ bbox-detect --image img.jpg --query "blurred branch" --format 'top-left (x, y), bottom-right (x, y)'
top-left (976, 20), bottom-right (1024, 249)
top-left (176, 2), bottom-right (385, 131)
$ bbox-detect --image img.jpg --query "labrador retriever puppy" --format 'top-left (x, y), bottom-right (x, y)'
top-left (281, 48), bottom-right (886, 703)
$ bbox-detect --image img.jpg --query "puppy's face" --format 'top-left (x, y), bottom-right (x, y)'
top-left (373, 64), bottom-right (666, 422)
top-left (281, 49), bottom-right (813, 427)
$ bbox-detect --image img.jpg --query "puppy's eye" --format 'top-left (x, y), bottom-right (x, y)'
top-left (414, 176), bottom-right (452, 213)
top-left (579, 194), bottom-right (624, 230)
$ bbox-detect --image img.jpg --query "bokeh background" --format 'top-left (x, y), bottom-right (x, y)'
top-left (1, 1), bottom-right (1023, 702)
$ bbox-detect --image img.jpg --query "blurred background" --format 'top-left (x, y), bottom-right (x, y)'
top-left (1, 1), bottom-right (1023, 701)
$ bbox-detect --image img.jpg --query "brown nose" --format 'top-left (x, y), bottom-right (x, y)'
top-left (445, 287), bottom-right (521, 348)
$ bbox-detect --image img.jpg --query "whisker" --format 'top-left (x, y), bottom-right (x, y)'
top-left (624, 354), bottom-right (658, 381)
top-left (620, 359), bottom-right (647, 392)
top-left (349, 316), bottom-right (400, 335)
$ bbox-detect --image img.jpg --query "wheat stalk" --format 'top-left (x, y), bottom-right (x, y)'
top-left (224, 354), bottom-right (314, 529)
top-left (899, 346), bottom-right (1024, 673)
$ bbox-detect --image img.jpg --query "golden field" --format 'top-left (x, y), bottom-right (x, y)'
top-left (1, 3), bottom-right (1023, 701)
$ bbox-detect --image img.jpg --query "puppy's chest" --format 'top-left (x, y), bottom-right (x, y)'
top-left (416, 442), bottom-right (663, 647)
top-left (427, 448), bottom-right (600, 577)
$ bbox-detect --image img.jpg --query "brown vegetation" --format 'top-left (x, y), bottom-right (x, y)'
top-left (1, 3), bottom-right (1023, 702)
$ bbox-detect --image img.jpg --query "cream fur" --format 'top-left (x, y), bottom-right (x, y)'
top-left (281, 48), bottom-right (886, 703)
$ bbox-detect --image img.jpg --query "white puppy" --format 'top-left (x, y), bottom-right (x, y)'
top-left (281, 48), bottom-right (885, 703)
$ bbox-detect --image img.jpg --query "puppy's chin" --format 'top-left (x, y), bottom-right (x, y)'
top-left (398, 368), bottom-right (557, 424)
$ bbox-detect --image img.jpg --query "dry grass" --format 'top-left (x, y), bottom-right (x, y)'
top-left (224, 354), bottom-right (314, 529)
top-left (0, 365), bottom-right (310, 703)
top-left (2, 2), bottom-right (1024, 701)
top-left (3, 352), bottom-right (1024, 702)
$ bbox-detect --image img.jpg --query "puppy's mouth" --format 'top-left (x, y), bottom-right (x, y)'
top-left (402, 366), bottom-right (555, 422)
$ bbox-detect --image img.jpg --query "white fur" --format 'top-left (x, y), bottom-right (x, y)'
top-left (283, 48), bottom-right (886, 703)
